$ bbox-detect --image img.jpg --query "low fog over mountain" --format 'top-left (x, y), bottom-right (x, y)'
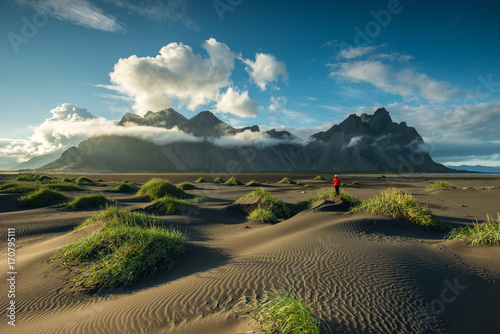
top-left (39, 108), bottom-right (450, 173)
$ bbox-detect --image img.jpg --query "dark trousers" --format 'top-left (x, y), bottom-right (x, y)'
top-left (335, 185), bottom-right (339, 195)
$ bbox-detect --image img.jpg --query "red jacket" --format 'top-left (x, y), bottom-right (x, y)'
top-left (333, 177), bottom-right (341, 186)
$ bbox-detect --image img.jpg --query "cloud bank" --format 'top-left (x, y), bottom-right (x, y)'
top-left (330, 46), bottom-right (458, 103)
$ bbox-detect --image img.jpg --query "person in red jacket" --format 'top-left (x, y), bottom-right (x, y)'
top-left (333, 174), bottom-right (341, 196)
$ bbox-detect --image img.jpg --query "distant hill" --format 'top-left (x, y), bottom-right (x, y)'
top-left (39, 107), bottom-right (452, 173)
top-left (448, 165), bottom-right (500, 173)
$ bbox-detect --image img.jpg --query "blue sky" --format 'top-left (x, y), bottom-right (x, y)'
top-left (1, 0), bottom-right (500, 168)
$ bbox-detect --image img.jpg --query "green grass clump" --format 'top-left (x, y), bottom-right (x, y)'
top-left (237, 188), bottom-right (290, 219)
top-left (177, 182), bottom-right (195, 190)
top-left (351, 188), bottom-right (445, 230)
top-left (148, 196), bottom-right (194, 215)
top-left (64, 193), bottom-right (115, 210)
top-left (0, 181), bottom-right (41, 193)
top-left (240, 289), bottom-right (326, 334)
top-left (61, 177), bottom-right (73, 183)
top-left (352, 181), bottom-right (360, 185)
top-left (112, 180), bottom-right (138, 193)
top-left (278, 177), bottom-right (297, 184)
top-left (45, 183), bottom-right (83, 191)
top-left (426, 181), bottom-right (456, 190)
top-left (304, 184), bottom-right (313, 190)
top-left (213, 177), bottom-right (226, 183)
top-left (75, 177), bottom-right (94, 185)
top-left (77, 206), bottom-right (157, 229)
top-left (225, 176), bottom-right (243, 186)
top-left (137, 178), bottom-right (185, 200)
top-left (194, 177), bottom-right (206, 183)
top-left (52, 207), bottom-right (188, 291)
top-left (446, 214), bottom-right (500, 245)
top-left (245, 180), bottom-right (262, 186)
top-left (247, 207), bottom-right (278, 224)
top-left (314, 175), bottom-right (325, 180)
top-left (18, 188), bottom-right (70, 207)
top-left (296, 189), bottom-right (361, 210)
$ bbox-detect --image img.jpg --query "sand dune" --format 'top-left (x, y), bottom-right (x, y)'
top-left (1, 174), bottom-right (499, 333)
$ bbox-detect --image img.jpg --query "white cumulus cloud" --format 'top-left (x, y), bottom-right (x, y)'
top-left (241, 53), bottom-right (288, 90)
top-left (109, 38), bottom-right (236, 115)
top-left (215, 87), bottom-right (258, 117)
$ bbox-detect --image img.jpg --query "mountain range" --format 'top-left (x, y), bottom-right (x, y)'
top-left (38, 107), bottom-right (451, 173)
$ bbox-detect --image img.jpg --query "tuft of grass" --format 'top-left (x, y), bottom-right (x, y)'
top-left (247, 207), bottom-right (278, 224)
top-left (147, 196), bottom-right (194, 215)
top-left (296, 189), bottom-right (361, 210)
top-left (352, 181), bottom-right (360, 185)
top-left (52, 207), bottom-right (188, 291)
top-left (0, 181), bottom-right (41, 193)
top-left (278, 177), bottom-right (297, 184)
top-left (446, 213), bottom-right (500, 245)
top-left (177, 182), bottom-right (195, 190)
top-left (77, 206), bottom-right (157, 230)
top-left (313, 175), bottom-right (325, 180)
top-left (304, 184), bottom-right (313, 190)
top-left (75, 177), bottom-right (94, 185)
top-left (239, 289), bottom-right (326, 334)
top-left (45, 183), bottom-right (83, 191)
top-left (246, 180), bottom-right (262, 186)
top-left (225, 176), bottom-right (243, 186)
top-left (213, 177), bottom-right (226, 183)
top-left (137, 178), bottom-right (185, 200)
top-left (18, 188), bottom-right (70, 207)
top-left (237, 188), bottom-right (290, 219)
top-left (112, 180), bottom-right (138, 193)
top-left (61, 177), bottom-right (73, 183)
top-left (64, 193), bottom-right (115, 210)
top-left (194, 177), bottom-right (206, 183)
top-left (426, 181), bottom-right (456, 190)
top-left (351, 188), bottom-right (446, 230)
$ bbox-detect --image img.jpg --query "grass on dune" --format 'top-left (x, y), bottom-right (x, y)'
top-left (314, 175), bottom-right (325, 180)
top-left (247, 207), bottom-right (278, 224)
top-left (225, 176), bottom-right (243, 186)
top-left (278, 177), bottom-right (297, 184)
top-left (137, 178), bottom-right (185, 200)
top-left (245, 180), bottom-right (262, 186)
top-left (351, 188), bottom-right (446, 230)
top-left (239, 289), bottom-right (327, 334)
top-left (77, 206), bottom-right (158, 229)
top-left (111, 180), bottom-right (138, 193)
top-left (426, 181), bottom-right (456, 190)
top-left (213, 177), bottom-right (226, 183)
top-left (45, 183), bottom-right (83, 191)
top-left (237, 187), bottom-right (290, 219)
top-left (177, 182), bottom-right (195, 190)
top-left (18, 188), bottom-right (70, 207)
top-left (148, 196), bottom-right (194, 215)
top-left (0, 181), bottom-right (41, 193)
top-left (0, 180), bottom-right (82, 193)
top-left (446, 213), bottom-right (500, 245)
top-left (52, 207), bottom-right (188, 291)
top-left (75, 177), bottom-right (94, 185)
top-left (194, 177), bottom-right (206, 183)
top-left (64, 193), bottom-right (115, 210)
top-left (296, 189), bottom-right (361, 210)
